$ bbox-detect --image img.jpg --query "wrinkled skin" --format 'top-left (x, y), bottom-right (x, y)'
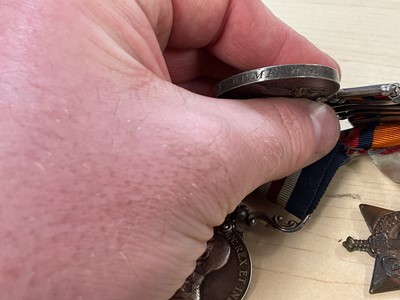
top-left (0, 1), bottom-right (340, 299)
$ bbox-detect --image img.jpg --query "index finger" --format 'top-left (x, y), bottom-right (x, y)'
top-left (168, 0), bottom-right (339, 72)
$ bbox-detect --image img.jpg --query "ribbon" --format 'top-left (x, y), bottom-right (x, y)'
top-left (258, 123), bottom-right (400, 221)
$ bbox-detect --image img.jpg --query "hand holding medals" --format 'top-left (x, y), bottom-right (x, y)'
top-left (0, 1), bottom-right (347, 300)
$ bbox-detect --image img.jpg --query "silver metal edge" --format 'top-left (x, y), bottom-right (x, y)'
top-left (214, 64), bottom-right (339, 97)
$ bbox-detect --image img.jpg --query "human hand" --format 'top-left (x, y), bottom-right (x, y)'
top-left (0, 1), bottom-right (340, 299)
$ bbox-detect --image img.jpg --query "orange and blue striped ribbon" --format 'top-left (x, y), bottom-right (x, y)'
top-left (341, 123), bottom-right (400, 150)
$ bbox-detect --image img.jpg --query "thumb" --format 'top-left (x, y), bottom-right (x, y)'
top-left (216, 97), bottom-right (340, 191)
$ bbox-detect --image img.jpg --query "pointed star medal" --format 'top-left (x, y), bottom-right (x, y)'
top-left (343, 204), bottom-right (400, 294)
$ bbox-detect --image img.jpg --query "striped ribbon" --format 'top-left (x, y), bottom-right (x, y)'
top-left (258, 123), bottom-right (400, 220)
top-left (258, 144), bottom-right (348, 219)
top-left (341, 123), bottom-right (400, 150)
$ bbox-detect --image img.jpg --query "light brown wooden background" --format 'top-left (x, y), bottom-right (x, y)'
top-left (245, 1), bottom-right (400, 299)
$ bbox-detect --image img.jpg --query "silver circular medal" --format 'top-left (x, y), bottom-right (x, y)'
top-left (171, 226), bottom-right (251, 300)
top-left (370, 151), bottom-right (400, 183)
top-left (214, 64), bottom-right (340, 100)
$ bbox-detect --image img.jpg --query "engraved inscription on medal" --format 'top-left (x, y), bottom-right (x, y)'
top-left (254, 69), bottom-right (272, 80)
top-left (171, 224), bottom-right (251, 300)
top-left (224, 230), bottom-right (250, 300)
top-left (214, 64), bottom-right (340, 99)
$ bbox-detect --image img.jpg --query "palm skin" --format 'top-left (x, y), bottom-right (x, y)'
top-left (0, 0), bottom-right (339, 299)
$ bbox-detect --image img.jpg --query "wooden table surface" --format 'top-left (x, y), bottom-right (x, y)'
top-left (245, 1), bottom-right (400, 299)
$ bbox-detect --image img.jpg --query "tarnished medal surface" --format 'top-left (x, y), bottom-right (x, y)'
top-left (214, 64), bottom-right (340, 99)
top-left (343, 204), bottom-right (400, 294)
top-left (370, 151), bottom-right (400, 183)
top-left (171, 223), bottom-right (252, 300)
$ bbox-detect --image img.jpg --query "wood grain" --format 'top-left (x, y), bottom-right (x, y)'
top-left (245, 1), bottom-right (400, 299)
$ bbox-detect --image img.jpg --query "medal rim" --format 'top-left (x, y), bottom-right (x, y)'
top-left (204, 226), bottom-right (252, 300)
top-left (214, 64), bottom-right (340, 98)
top-left (170, 224), bottom-right (252, 300)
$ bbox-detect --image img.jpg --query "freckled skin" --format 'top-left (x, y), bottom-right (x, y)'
top-left (0, 1), bottom-right (340, 299)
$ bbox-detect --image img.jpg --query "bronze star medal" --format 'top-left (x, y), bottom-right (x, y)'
top-left (343, 204), bottom-right (400, 294)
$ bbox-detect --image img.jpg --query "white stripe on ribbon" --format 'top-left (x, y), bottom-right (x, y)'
top-left (276, 169), bottom-right (302, 207)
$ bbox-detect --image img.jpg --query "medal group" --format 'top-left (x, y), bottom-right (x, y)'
top-left (171, 65), bottom-right (400, 299)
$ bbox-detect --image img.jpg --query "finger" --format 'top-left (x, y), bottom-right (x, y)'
top-left (173, 92), bottom-right (340, 219)
top-left (168, 0), bottom-right (340, 71)
top-left (220, 98), bottom-right (340, 186)
top-left (153, 82), bottom-right (340, 228)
